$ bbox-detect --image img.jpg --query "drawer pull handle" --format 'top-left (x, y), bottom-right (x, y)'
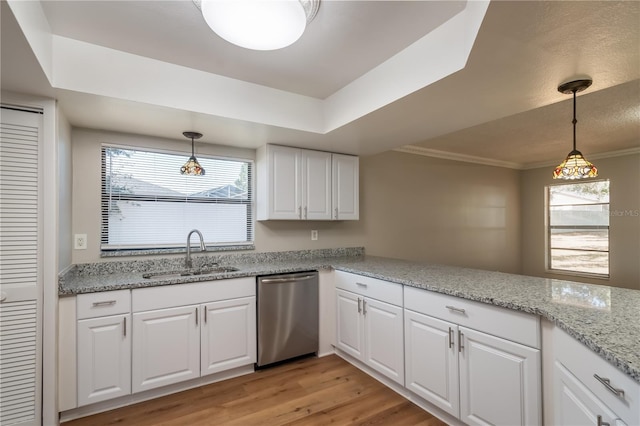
top-left (357, 298), bottom-right (361, 314)
top-left (448, 327), bottom-right (454, 349)
top-left (594, 374), bottom-right (625, 397)
top-left (195, 307), bottom-right (198, 326)
top-left (92, 300), bottom-right (116, 307)
top-left (123, 317), bottom-right (126, 337)
top-left (356, 282), bottom-right (368, 288)
top-left (446, 305), bottom-right (466, 314)
top-left (597, 415), bottom-right (610, 426)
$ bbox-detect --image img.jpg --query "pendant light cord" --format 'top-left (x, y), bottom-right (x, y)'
top-left (572, 89), bottom-right (578, 152)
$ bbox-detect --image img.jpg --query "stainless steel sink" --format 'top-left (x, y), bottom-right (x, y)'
top-left (142, 266), bottom-right (238, 279)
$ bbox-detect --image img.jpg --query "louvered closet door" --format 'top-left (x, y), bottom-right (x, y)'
top-left (0, 107), bottom-right (42, 426)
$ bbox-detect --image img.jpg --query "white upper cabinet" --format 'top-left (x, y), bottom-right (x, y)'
top-left (257, 145), bottom-right (358, 221)
top-left (332, 153), bottom-right (359, 220)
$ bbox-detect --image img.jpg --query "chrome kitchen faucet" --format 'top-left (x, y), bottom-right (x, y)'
top-left (185, 229), bottom-right (206, 269)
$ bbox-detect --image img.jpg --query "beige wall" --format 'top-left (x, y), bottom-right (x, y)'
top-left (521, 154), bottom-right (640, 290)
top-left (357, 151), bottom-right (522, 273)
top-left (57, 106), bottom-right (73, 271)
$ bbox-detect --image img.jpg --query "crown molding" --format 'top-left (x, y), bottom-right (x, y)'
top-left (393, 145), bottom-right (524, 169)
top-left (394, 145), bottom-right (640, 171)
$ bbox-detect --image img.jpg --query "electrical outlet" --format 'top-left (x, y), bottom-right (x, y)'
top-left (311, 230), bottom-right (318, 241)
top-left (74, 234), bottom-right (87, 250)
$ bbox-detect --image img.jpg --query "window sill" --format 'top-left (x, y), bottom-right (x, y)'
top-left (546, 268), bottom-right (610, 281)
top-left (100, 244), bottom-right (255, 258)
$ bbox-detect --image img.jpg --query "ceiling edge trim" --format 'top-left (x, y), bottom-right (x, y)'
top-left (393, 145), bottom-right (524, 170)
top-left (522, 147), bottom-right (640, 170)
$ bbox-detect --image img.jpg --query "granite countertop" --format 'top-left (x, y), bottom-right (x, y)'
top-left (59, 249), bottom-right (640, 383)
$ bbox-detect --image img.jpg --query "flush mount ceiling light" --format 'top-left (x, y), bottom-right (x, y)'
top-left (194, 0), bottom-right (320, 50)
top-left (552, 79), bottom-right (598, 180)
top-left (181, 131), bottom-right (205, 176)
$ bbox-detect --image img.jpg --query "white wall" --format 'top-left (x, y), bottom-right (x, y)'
top-left (521, 154), bottom-right (640, 290)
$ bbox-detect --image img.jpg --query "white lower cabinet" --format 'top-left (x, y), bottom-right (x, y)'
top-left (132, 305), bottom-right (200, 393)
top-left (76, 290), bottom-right (132, 407)
top-left (201, 296), bottom-right (256, 376)
top-left (552, 326), bottom-right (638, 426)
top-left (404, 285), bottom-right (541, 425)
top-left (335, 271), bottom-right (404, 385)
top-left (77, 314), bottom-right (131, 406)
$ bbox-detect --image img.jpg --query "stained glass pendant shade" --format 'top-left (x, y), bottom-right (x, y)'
top-left (181, 131), bottom-right (205, 176)
top-left (553, 79), bottom-right (598, 180)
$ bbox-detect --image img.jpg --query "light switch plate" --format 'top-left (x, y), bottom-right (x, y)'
top-left (74, 234), bottom-right (87, 250)
top-left (311, 230), bottom-right (318, 241)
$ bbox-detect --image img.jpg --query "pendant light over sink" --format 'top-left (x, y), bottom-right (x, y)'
top-left (552, 79), bottom-right (598, 180)
top-left (180, 131), bottom-right (205, 176)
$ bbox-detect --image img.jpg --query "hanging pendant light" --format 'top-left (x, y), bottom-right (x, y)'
top-left (552, 79), bottom-right (598, 180)
top-left (180, 131), bottom-right (205, 176)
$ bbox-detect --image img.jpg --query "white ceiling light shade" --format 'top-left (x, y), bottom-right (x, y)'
top-left (198, 0), bottom-right (320, 51)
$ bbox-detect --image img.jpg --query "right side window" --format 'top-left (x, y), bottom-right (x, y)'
top-left (547, 180), bottom-right (610, 277)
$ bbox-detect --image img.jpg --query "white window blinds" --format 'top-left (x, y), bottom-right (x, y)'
top-left (101, 146), bottom-right (253, 251)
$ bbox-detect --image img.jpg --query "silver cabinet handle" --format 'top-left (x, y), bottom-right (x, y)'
top-left (298, 206), bottom-right (302, 219)
top-left (123, 316), bottom-right (126, 337)
top-left (356, 282), bottom-right (368, 288)
top-left (362, 299), bottom-right (367, 316)
top-left (304, 206), bottom-right (307, 220)
top-left (204, 307), bottom-right (207, 323)
top-left (594, 374), bottom-right (625, 398)
top-left (92, 300), bottom-right (116, 307)
top-left (334, 208), bottom-right (338, 220)
top-left (458, 330), bottom-right (464, 353)
top-left (597, 415), bottom-right (610, 426)
top-left (449, 327), bottom-right (454, 349)
top-left (357, 298), bottom-right (361, 314)
top-left (195, 307), bottom-right (198, 325)
top-left (446, 305), bottom-right (466, 314)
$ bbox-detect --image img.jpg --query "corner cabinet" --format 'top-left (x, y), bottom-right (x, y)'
top-left (256, 144), bottom-right (358, 221)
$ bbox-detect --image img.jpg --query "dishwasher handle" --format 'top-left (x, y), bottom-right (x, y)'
top-left (260, 274), bottom-right (316, 284)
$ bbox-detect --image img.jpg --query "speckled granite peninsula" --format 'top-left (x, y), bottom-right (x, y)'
top-left (59, 249), bottom-right (640, 384)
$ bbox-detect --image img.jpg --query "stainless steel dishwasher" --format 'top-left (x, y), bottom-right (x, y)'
top-left (256, 271), bottom-right (319, 367)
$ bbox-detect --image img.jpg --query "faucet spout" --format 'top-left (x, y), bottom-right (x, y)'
top-left (185, 229), bottom-right (206, 269)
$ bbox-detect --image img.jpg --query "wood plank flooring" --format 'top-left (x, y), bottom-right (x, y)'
top-left (63, 355), bottom-right (448, 426)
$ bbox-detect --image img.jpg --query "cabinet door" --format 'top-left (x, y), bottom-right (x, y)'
top-left (201, 296), bottom-right (256, 376)
top-left (302, 150), bottom-right (332, 220)
top-left (404, 310), bottom-right (459, 417)
top-left (132, 305), bottom-right (200, 393)
top-left (554, 361), bottom-right (621, 426)
top-left (335, 289), bottom-right (364, 361)
top-left (459, 327), bottom-right (541, 426)
top-left (332, 154), bottom-right (359, 220)
top-left (77, 314), bottom-right (131, 406)
top-left (363, 297), bottom-right (404, 385)
top-left (267, 145), bottom-right (301, 219)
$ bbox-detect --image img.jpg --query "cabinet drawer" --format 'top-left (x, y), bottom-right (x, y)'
top-left (77, 290), bottom-right (131, 319)
top-left (404, 286), bottom-right (539, 348)
top-left (334, 271), bottom-right (402, 306)
top-left (132, 277), bottom-right (255, 312)
top-left (554, 327), bottom-right (639, 426)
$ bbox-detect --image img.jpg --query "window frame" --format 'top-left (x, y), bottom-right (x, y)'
top-left (545, 179), bottom-right (610, 279)
top-left (100, 144), bottom-right (255, 256)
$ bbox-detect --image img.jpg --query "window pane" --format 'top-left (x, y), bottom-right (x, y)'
top-left (549, 204), bottom-right (609, 227)
top-left (549, 181), bottom-right (609, 205)
top-left (549, 229), bottom-right (609, 251)
top-left (101, 147), bottom-right (253, 250)
top-left (550, 249), bottom-right (609, 275)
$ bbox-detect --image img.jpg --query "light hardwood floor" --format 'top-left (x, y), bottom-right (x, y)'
top-left (64, 355), bottom-right (447, 426)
